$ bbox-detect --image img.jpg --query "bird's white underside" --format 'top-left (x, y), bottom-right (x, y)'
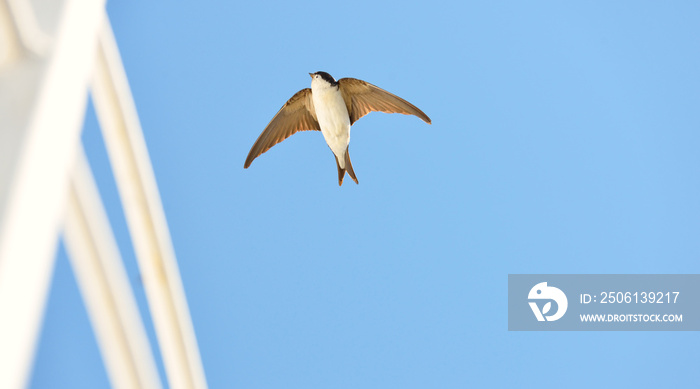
top-left (311, 79), bottom-right (351, 168)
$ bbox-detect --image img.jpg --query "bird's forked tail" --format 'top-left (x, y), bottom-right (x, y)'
top-left (335, 147), bottom-right (358, 186)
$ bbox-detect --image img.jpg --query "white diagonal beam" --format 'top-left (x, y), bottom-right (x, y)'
top-left (91, 18), bottom-right (208, 389)
top-left (0, 1), bottom-right (105, 388)
top-left (64, 147), bottom-right (163, 389)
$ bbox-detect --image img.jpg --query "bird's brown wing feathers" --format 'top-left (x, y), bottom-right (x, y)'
top-left (338, 78), bottom-right (431, 125)
top-left (244, 88), bottom-right (320, 168)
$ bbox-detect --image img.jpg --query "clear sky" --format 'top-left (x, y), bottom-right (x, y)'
top-left (30, 1), bottom-right (699, 388)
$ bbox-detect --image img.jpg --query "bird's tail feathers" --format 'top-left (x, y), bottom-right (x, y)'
top-left (334, 148), bottom-right (359, 186)
top-left (344, 148), bottom-right (358, 185)
top-left (334, 155), bottom-right (345, 186)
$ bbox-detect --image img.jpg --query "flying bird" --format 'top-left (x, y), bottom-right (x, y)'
top-left (244, 71), bottom-right (431, 185)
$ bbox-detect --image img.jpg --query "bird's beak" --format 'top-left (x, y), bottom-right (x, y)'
top-left (309, 73), bottom-right (314, 78)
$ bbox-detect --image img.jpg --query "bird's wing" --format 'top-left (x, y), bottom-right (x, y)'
top-left (338, 78), bottom-right (431, 125)
top-left (244, 88), bottom-right (320, 168)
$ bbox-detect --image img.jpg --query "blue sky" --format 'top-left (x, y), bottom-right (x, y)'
top-left (30, 1), bottom-right (699, 388)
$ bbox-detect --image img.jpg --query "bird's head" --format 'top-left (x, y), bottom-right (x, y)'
top-left (309, 71), bottom-right (338, 89)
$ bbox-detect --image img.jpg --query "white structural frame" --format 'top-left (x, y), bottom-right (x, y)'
top-left (0, 1), bottom-right (208, 388)
top-left (65, 148), bottom-right (164, 389)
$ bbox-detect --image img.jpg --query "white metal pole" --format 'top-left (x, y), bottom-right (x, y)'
top-left (64, 147), bottom-right (163, 389)
top-left (0, 1), bottom-right (105, 388)
top-left (91, 18), bottom-right (208, 389)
